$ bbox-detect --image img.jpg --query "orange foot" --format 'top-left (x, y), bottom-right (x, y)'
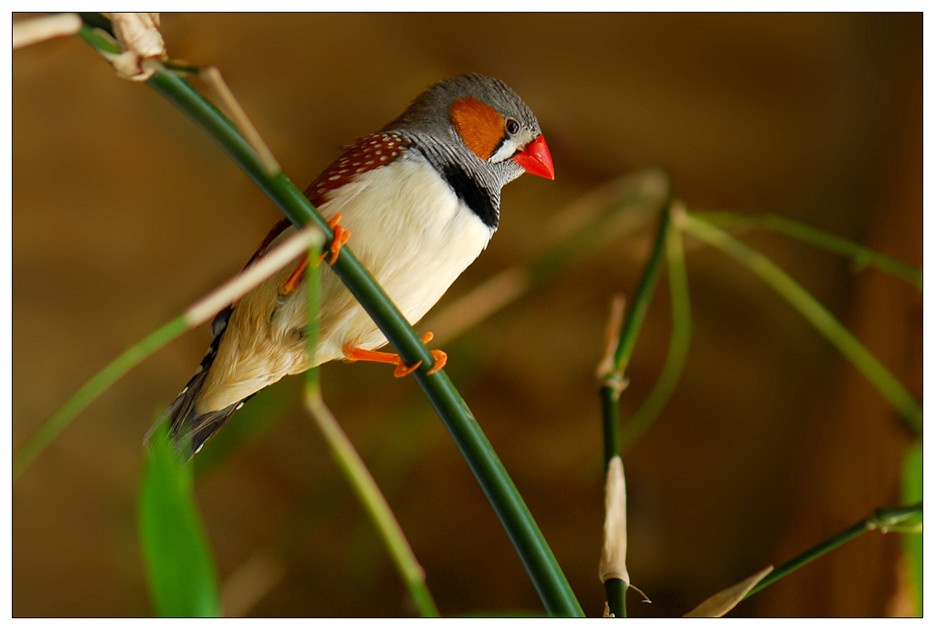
top-left (320, 214), bottom-right (350, 265)
top-left (343, 332), bottom-right (447, 378)
top-left (279, 215), bottom-right (350, 296)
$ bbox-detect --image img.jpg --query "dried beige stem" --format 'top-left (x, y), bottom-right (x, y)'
top-left (599, 455), bottom-right (629, 584)
top-left (95, 14), bottom-right (279, 172)
top-left (596, 294), bottom-right (626, 385)
top-left (220, 550), bottom-right (285, 617)
top-left (201, 66), bottom-right (281, 175)
top-left (424, 266), bottom-right (531, 343)
top-left (684, 566), bottom-right (773, 617)
top-left (183, 225), bottom-right (324, 327)
top-left (104, 13), bottom-right (167, 81)
top-left (600, 455), bottom-right (650, 606)
top-left (12, 13), bottom-right (82, 49)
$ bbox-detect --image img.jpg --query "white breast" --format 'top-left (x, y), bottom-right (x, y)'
top-left (313, 157), bottom-right (495, 361)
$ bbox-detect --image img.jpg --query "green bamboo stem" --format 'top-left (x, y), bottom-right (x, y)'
top-left (694, 211), bottom-right (922, 289)
top-left (596, 202), bottom-right (673, 617)
top-left (745, 504), bottom-right (922, 599)
top-left (597, 297), bottom-right (626, 618)
top-left (599, 385), bottom-right (623, 475)
top-left (597, 207), bottom-right (672, 462)
top-left (605, 580), bottom-right (626, 617)
top-left (598, 207), bottom-right (672, 467)
top-left (679, 213), bottom-right (922, 435)
top-left (77, 15), bottom-right (581, 616)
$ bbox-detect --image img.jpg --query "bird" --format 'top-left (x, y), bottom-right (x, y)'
top-left (163, 74), bottom-right (555, 456)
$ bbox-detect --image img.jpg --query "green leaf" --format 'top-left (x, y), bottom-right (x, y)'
top-left (679, 212), bottom-right (922, 434)
top-left (139, 420), bottom-right (220, 617)
top-left (692, 211), bottom-right (922, 289)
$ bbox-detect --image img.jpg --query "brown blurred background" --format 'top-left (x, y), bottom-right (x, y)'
top-left (13, 13), bottom-right (921, 617)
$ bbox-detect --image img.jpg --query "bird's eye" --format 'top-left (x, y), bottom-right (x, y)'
top-left (505, 119), bottom-right (520, 135)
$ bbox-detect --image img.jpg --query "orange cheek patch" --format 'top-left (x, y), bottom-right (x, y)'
top-left (449, 97), bottom-right (504, 161)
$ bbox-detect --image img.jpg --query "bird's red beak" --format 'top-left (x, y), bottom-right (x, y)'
top-left (513, 134), bottom-right (555, 180)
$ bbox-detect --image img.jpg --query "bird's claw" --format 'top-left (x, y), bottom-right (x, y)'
top-left (319, 214), bottom-right (350, 265)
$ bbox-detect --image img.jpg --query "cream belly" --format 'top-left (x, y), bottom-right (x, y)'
top-left (197, 158), bottom-right (493, 412)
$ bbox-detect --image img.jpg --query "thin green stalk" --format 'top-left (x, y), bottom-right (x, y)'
top-left (611, 209), bottom-right (673, 377)
top-left (596, 201), bottom-right (673, 618)
top-left (78, 15), bottom-right (581, 616)
top-left (14, 316), bottom-right (189, 479)
top-left (304, 391), bottom-right (440, 616)
top-left (620, 204), bottom-right (692, 451)
top-left (598, 207), bottom-right (672, 465)
top-left (679, 213), bottom-right (922, 435)
top-left (303, 246), bottom-right (438, 617)
top-left (745, 504), bottom-right (922, 599)
top-left (695, 211), bottom-right (922, 289)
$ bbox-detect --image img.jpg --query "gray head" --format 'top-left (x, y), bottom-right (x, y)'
top-left (385, 74), bottom-right (554, 183)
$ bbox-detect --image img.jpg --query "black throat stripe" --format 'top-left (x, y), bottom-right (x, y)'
top-left (440, 164), bottom-right (499, 229)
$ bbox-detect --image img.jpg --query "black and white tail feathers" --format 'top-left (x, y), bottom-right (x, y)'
top-left (152, 221), bottom-right (293, 458)
top-left (150, 305), bottom-right (244, 458)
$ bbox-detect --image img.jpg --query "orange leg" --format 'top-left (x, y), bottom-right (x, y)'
top-left (343, 332), bottom-right (447, 378)
top-left (279, 258), bottom-right (309, 296)
top-left (320, 214), bottom-right (350, 265)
